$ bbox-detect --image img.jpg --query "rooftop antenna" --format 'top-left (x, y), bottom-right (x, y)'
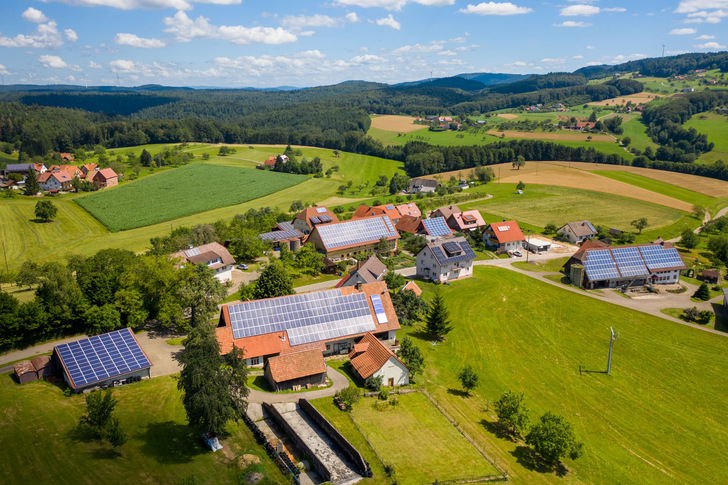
top-left (662, 43), bottom-right (666, 57)
top-left (607, 327), bottom-right (619, 374)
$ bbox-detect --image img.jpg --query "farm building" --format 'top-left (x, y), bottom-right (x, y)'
top-left (701, 270), bottom-right (720, 285)
top-left (293, 206), bottom-right (339, 234)
top-left (264, 349), bottom-right (328, 392)
top-left (259, 221), bottom-right (305, 251)
top-left (171, 242), bottom-right (236, 283)
top-left (90, 168), bottom-right (119, 189)
top-left (569, 243), bottom-right (686, 290)
top-left (216, 281), bottom-right (400, 368)
top-left (416, 237), bottom-right (475, 283)
top-left (483, 221), bottom-right (525, 252)
top-left (3, 162), bottom-right (46, 177)
top-left (562, 239), bottom-right (610, 273)
top-left (524, 237), bottom-right (553, 253)
top-left (81, 163), bottom-right (98, 176)
top-left (349, 332), bottom-right (409, 387)
top-left (395, 215), bottom-right (426, 235)
top-left (408, 178), bottom-right (440, 193)
top-left (307, 215), bottom-right (400, 260)
top-left (352, 204), bottom-right (403, 224)
top-left (32, 355), bottom-right (55, 379)
top-left (558, 221), bottom-right (598, 244)
top-left (14, 360), bottom-right (38, 384)
top-left (447, 210), bottom-right (487, 233)
top-left (337, 254), bottom-right (388, 288)
top-left (396, 203), bottom-right (421, 218)
top-left (54, 328), bottom-right (153, 393)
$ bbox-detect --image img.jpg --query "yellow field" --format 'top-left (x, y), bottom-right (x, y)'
top-left (497, 113), bottom-right (519, 119)
top-left (587, 92), bottom-right (663, 106)
top-left (370, 115), bottom-right (429, 133)
top-left (487, 130), bottom-right (615, 142)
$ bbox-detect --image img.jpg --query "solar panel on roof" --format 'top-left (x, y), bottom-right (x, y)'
top-left (316, 207), bottom-right (327, 213)
top-left (442, 241), bottom-right (462, 256)
top-left (184, 247), bottom-right (201, 258)
top-left (370, 294), bottom-right (388, 324)
top-left (56, 328), bottom-right (151, 388)
top-left (585, 221), bottom-right (596, 233)
top-left (385, 205), bottom-right (395, 210)
top-left (319, 214), bottom-right (332, 222)
top-left (315, 216), bottom-right (398, 250)
top-left (583, 249), bottom-right (620, 281)
top-left (422, 217), bottom-right (452, 236)
top-left (431, 239), bottom-right (475, 265)
top-left (611, 247), bottom-right (649, 278)
top-left (311, 216), bottom-right (321, 224)
top-left (639, 245), bottom-right (685, 271)
top-left (260, 229), bottom-right (302, 241)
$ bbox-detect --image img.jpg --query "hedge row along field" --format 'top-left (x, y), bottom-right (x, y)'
top-left (75, 163), bottom-right (306, 231)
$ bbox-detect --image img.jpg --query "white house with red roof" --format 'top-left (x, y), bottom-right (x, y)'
top-left (349, 332), bottom-right (409, 387)
top-left (483, 220), bottom-right (526, 252)
top-left (447, 210), bottom-right (486, 232)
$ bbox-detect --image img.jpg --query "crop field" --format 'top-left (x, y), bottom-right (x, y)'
top-left (399, 268), bottom-right (728, 484)
top-left (587, 92), bottom-right (662, 106)
top-left (590, 170), bottom-right (716, 208)
top-left (589, 163), bottom-right (728, 197)
top-left (76, 163), bottom-right (306, 231)
top-left (460, 183), bottom-right (684, 231)
top-left (486, 130), bottom-right (615, 142)
top-left (370, 114), bottom-right (428, 133)
top-left (0, 374), bottom-right (287, 485)
top-left (497, 113), bottom-right (519, 119)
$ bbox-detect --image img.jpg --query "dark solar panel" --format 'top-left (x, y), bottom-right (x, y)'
top-left (260, 229), bottom-right (303, 241)
top-left (311, 216), bottom-right (321, 224)
top-left (442, 241), bottom-right (462, 256)
top-left (422, 217), bottom-right (452, 236)
top-left (639, 245), bottom-right (685, 271)
top-left (611, 247), bottom-right (649, 277)
top-left (431, 239), bottom-right (475, 265)
top-left (315, 216), bottom-right (398, 249)
top-left (319, 214), bottom-right (332, 222)
top-left (56, 328), bottom-right (151, 388)
top-left (583, 249), bottom-right (620, 280)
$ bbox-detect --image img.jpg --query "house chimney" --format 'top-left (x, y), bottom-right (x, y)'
top-left (355, 282), bottom-right (362, 291)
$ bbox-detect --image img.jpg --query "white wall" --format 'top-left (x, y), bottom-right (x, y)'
top-left (372, 356), bottom-right (409, 386)
top-left (214, 266), bottom-right (233, 283)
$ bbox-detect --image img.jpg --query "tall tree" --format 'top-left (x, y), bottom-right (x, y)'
top-left (425, 289), bottom-right (453, 341)
top-left (398, 336), bottom-right (425, 380)
top-left (253, 261), bottom-right (294, 300)
top-left (679, 228), bottom-right (699, 249)
top-left (34, 200), bottom-right (58, 222)
top-left (78, 389), bottom-right (118, 439)
top-left (224, 345), bottom-right (250, 419)
top-left (24, 168), bottom-right (40, 195)
top-left (526, 412), bottom-right (584, 465)
top-left (494, 391), bottom-right (531, 438)
top-left (631, 218), bottom-right (649, 234)
top-left (392, 288), bottom-right (428, 326)
top-left (176, 263), bottom-right (227, 329)
top-left (140, 149), bottom-right (152, 167)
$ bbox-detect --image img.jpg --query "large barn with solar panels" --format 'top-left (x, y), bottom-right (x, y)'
top-left (292, 206), bottom-right (339, 235)
top-left (416, 237), bottom-right (476, 283)
top-left (307, 215), bottom-right (400, 260)
top-left (53, 328), bottom-right (153, 393)
top-left (216, 281), bottom-right (400, 369)
top-left (573, 243), bottom-right (686, 289)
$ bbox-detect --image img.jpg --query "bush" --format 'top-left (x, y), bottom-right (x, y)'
top-left (378, 387), bottom-right (389, 400)
top-left (365, 375), bottom-right (383, 391)
top-left (693, 283), bottom-right (711, 301)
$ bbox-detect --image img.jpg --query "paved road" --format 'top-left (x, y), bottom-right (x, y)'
top-left (0, 334), bottom-right (88, 369)
top-left (247, 364), bottom-right (349, 404)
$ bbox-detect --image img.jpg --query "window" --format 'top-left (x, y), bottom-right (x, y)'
top-left (250, 357), bottom-right (260, 366)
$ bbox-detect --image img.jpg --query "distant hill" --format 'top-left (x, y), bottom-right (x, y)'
top-left (396, 72), bottom-right (529, 91)
top-left (457, 72), bottom-right (531, 86)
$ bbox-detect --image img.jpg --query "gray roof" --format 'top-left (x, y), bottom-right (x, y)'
top-left (560, 220), bottom-right (597, 238)
top-left (5, 163), bottom-right (33, 172)
top-left (419, 236), bottom-right (475, 266)
top-left (349, 255), bottom-right (388, 284)
top-left (410, 178), bottom-right (440, 188)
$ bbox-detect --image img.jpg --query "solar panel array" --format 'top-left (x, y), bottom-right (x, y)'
top-left (583, 249), bottom-right (620, 281)
top-left (611, 247), bottom-right (648, 277)
top-left (184, 247), bottom-right (201, 258)
top-left (56, 328), bottom-right (151, 388)
top-left (315, 216), bottom-right (398, 250)
top-left (385, 205), bottom-right (395, 210)
top-left (442, 241), bottom-right (462, 256)
top-left (319, 214), bottom-right (332, 222)
top-left (585, 221), bottom-right (596, 233)
top-left (370, 294), bottom-right (388, 324)
top-left (422, 217), bottom-right (452, 237)
top-left (431, 239), bottom-right (475, 265)
top-left (639, 245), bottom-right (685, 271)
top-left (311, 216), bottom-right (321, 224)
top-left (277, 221), bottom-right (295, 231)
top-left (260, 229), bottom-right (303, 241)
top-left (227, 289), bottom-right (376, 346)
top-left (316, 207), bottom-right (327, 213)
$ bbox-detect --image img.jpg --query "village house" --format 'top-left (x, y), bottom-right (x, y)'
top-left (408, 178), bottom-right (440, 193)
top-left (396, 202), bottom-right (421, 218)
top-left (292, 206), bottom-right (339, 234)
top-left (351, 203), bottom-right (403, 225)
top-left (447, 210), bottom-right (487, 233)
top-left (171, 242), bottom-right (236, 283)
top-left (558, 220), bottom-right (598, 244)
top-left (3, 162), bottom-right (47, 178)
top-left (336, 254), bottom-right (388, 288)
top-left (90, 168), bottom-right (119, 188)
top-left (349, 332), bottom-right (409, 387)
top-left (416, 236), bottom-right (475, 282)
top-left (307, 215), bottom-right (400, 260)
top-left (264, 349), bottom-right (328, 392)
top-left (38, 170), bottom-right (75, 192)
top-left (431, 205), bottom-right (460, 220)
top-left (216, 282), bottom-right (400, 368)
top-left (80, 163), bottom-right (98, 177)
top-left (59, 153), bottom-right (75, 162)
top-left (483, 220), bottom-right (526, 252)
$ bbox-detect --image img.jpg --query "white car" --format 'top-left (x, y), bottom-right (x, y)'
top-left (512, 250), bottom-right (523, 257)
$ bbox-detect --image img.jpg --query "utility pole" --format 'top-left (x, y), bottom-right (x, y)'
top-left (607, 327), bottom-right (618, 374)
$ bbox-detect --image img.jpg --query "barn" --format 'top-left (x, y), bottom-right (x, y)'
top-left (264, 349), bottom-right (328, 392)
top-left (349, 332), bottom-right (409, 387)
top-left (14, 360), bottom-right (38, 384)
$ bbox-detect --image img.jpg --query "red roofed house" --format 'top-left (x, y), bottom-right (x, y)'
top-left (483, 220), bottom-right (526, 252)
top-left (59, 153), bottom-right (74, 162)
top-left (216, 281), bottom-right (400, 367)
top-left (91, 168), bottom-right (118, 189)
top-left (447, 210), bottom-right (486, 232)
top-left (396, 203), bottom-right (421, 218)
top-left (349, 332), bottom-right (409, 387)
top-left (395, 215), bottom-right (425, 235)
top-left (264, 349), bottom-right (328, 392)
top-left (293, 206), bottom-right (339, 235)
top-left (352, 203), bottom-right (403, 225)
top-left (81, 163), bottom-right (98, 177)
top-left (38, 170), bottom-right (75, 192)
top-left (171, 242), bottom-right (236, 283)
top-left (401, 280), bottom-right (422, 296)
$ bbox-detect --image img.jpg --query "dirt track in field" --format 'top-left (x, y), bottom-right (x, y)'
top-left (370, 115), bottom-right (428, 133)
top-left (587, 92), bottom-right (663, 106)
top-left (487, 130), bottom-right (615, 142)
top-left (497, 113), bottom-right (519, 119)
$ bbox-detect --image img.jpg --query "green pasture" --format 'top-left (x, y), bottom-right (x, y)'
top-left (75, 163), bottom-right (306, 231)
top-left (618, 116), bottom-right (658, 152)
top-left (401, 268), bottom-right (728, 484)
top-left (0, 374), bottom-right (287, 485)
top-left (589, 170), bottom-right (717, 208)
top-left (684, 111), bottom-right (728, 157)
top-left (460, 184), bottom-right (684, 233)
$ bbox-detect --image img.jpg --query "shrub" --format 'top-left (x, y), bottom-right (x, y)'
top-left (336, 386), bottom-right (360, 410)
top-left (693, 283), bottom-right (711, 301)
top-left (365, 375), bottom-right (383, 391)
top-left (378, 387), bottom-right (389, 401)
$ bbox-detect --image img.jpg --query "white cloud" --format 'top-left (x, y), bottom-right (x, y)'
top-left (114, 33), bottom-right (167, 48)
top-left (334, 0), bottom-right (454, 11)
top-left (560, 4), bottom-right (600, 16)
top-left (603, 7), bottom-right (626, 12)
top-left (696, 41), bottom-right (726, 48)
top-left (109, 59), bottom-right (138, 72)
top-left (598, 53), bottom-right (648, 64)
top-left (22, 7), bottom-right (49, 23)
top-left (541, 57), bottom-right (566, 64)
top-left (64, 29), bottom-right (78, 41)
top-left (88, 61), bottom-right (102, 68)
top-left (670, 27), bottom-right (697, 34)
top-left (507, 61), bottom-right (526, 67)
top-left (345, 12), bottom-right (360, 22)
top-left (439, 50), bottom-right (457, 56)
top-left (437, 59), bottom-right (466, 66)
top-left (554, 21), bottom-right (592, 27)
top-left (675, 1), bottom-right (728, 14)
top-left (391, 42), bottom-right (443, 54)
top-left (281, 14), bottom-right (342, 31)
top-left (459, 2), bottom-right (533, 15)
top-left (349, 54), bottom-right (386, 64)
top-left (163, 11), bottom-right (297, 44)
top-left (586, 45), bottom-right (596, 49)
top-left (0, 21), bottom-right (64, 48)
top-left (375, 14), bottom-right (401, 30)
top-left (696, 34), bottom-right (715, 39)
top-left (34, 0), bottom-right (242, 10)
top-left (573, 55), bottom-right (583, 59)
top-left (0, 64), bottom-right (12, 75)
top-left (39, 55), bottom-right (67, 68)
top-left (213, 50), bottom-right (337, 78)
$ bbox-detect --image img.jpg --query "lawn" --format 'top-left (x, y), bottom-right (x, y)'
top-left (512, 256), bottom-right (568, 273)
top-left (0, 374), bottom-right (288, 485)
top-left (401, 267), bottom-right (728, 484)
top-left (460, 184), bottom-right (684, 233)
top-left (348, 393), bottom-right (500, 484)
top-left (75, 163), bottom-right (307, 231)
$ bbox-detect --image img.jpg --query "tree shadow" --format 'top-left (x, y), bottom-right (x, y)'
top-left (578, 365), bottom-right (606, 376)
top-left (511, 445), bottom-right (567, 476)
top-left (407, 330), bottom-right (434, 342)
top-left (446, 388), bottom-right (469, 398)
top-left (30, 219), bottom-right (52, 224)
top-left (90, 447), bottom-right (122, 460)
top-left (139, 421), bottom-right (205, 464)
top-left (479, 419), bottom-right (513, 441)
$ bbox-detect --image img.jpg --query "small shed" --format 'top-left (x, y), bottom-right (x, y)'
top-left (31, 355), bottom-right (55, 379)
top-left (702, 270), bottom-right (720, 285)
top-left (401, 280), bottom-right (423, 296)
top-left (264, 349), bottom-right (328, 392)
top-left (14, 360), bottom-right (38, 384)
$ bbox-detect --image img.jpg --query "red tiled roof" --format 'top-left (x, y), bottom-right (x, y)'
top-left (266, 349), bottom-right (327, 383)
top-left (352, 204), bottom-right (401, 222)
top-left (449, 210), bottom-right (486, 231)
top-left (294, 206), bottom-right (339, 228)
top-left (396, 203), bottom-right (421, 218)
top-left (95, 168), bottom-right (117, 180)
top-left (395, 215), bottom-right (423, 234)
top-left (401, 280), bottom-right (422, 296)
top-left (349, 332), bottom-right (406, 380)
top-left (335, 274), bottom-right (351, 288)
top-left (487, 221), bottom-right (525, 244)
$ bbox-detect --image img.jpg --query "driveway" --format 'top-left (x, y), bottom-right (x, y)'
top-left (247, 364), bottom-right (349, 404)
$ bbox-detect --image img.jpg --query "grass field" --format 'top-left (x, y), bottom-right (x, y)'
top-left (0, 374), bottom-right (288, 485)
top-left (590, 170), bottom-right (716, 208)
top-left (350, 393), bottom-right (500, 483)
top-left (75, 163), bottom-right (306, 231)
top-left (399, 268), bottom-right (728, 484)
top-left (684, 112), bottom-right (728, 159)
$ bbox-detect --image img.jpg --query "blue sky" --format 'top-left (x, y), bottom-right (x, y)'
top-left (0, 0), bottom-right (726, 88)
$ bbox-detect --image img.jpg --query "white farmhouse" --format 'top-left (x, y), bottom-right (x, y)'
top-left (416, 236), bottom-right (475, 283)
top-left (349, 332), bottom-right (409, 387)
top-left (171, 242), bottom-right (236, 283)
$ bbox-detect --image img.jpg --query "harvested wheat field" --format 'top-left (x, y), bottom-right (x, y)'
top-left (585, 164), bottom-right (728, 197)
top-left (370, 115), bottom-right (428, 133)
top-left (497, 113), bottom-right (519, 119)
top-left (487, 130), bottom-right (614, 142)
top-left (587, 92), bottom-right (662, 106)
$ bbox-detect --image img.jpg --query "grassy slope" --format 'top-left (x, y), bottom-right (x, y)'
top-left (0, 375), bottom-right (288, 485)
top-left (404, 268), bottom-right (728, 484)
top-left (589, 170), bottom-right (716, 208)
top-left (684, 112), bottom-right (728, 164)
top-left (75, 164), bottom-right (306, 231)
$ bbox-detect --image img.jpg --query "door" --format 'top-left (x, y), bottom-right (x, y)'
top-left (388, 378), bottom-right (394, 387)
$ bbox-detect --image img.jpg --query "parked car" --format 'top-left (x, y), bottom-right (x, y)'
top-left (512, 250), bottom-right (523, 257)
top-left (237, 264), bottom-right (249, 270)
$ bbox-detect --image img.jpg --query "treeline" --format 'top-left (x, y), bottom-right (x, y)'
top-left (0, 249), bottom-right (225, 352)
top-left (576, 51), bottom-right (728, 79)
top-left (489, 73), bottom-right (587, 95)
top-left (641, 90), bottom-right (728, 163)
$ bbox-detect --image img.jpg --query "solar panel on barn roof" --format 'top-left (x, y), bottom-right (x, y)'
top-left (316, 216), bottom-right (398, 249)
top-left (315, 207), bottom-right (327, 213)
top-left (422, 217), bottom-right (451, 236)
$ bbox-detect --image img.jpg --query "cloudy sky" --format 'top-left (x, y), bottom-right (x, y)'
top-left (0, 0), bottom-right (726, 88)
